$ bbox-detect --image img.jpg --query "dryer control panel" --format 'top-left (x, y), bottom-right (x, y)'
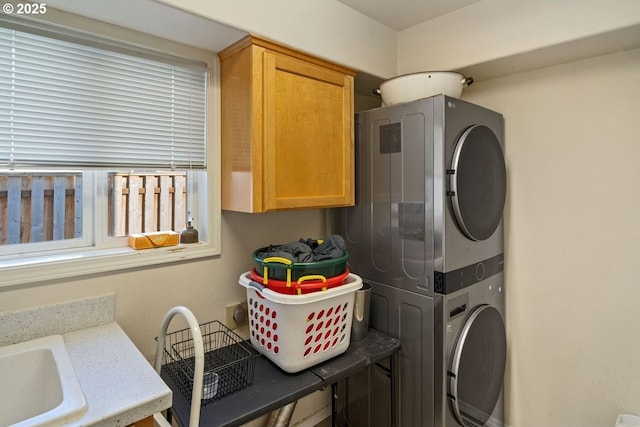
top-left (435, 253), bottom-right (504, 294)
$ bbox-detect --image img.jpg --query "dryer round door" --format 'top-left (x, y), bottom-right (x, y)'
top-left (449, 124), bottom-right (506, 241)
top-left (449, 304), bottom-right (506, 427)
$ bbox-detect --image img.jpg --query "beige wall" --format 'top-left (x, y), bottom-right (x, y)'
top-left (462, 47), bottom-right (640, 426)
top-left (153, 0), bottom-right (398, 78)
top-left (0, 209), bottom-right (330, 426)
top-left (398, 0), bottom-right (640, 75)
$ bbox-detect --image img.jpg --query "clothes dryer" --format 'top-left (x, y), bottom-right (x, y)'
top-left (434, 96), bottom-right (506, 295)
top-left (343, 95), bottom-right (506, 296)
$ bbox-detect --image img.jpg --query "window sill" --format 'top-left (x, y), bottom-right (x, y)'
top-left (0, 242), bottom-right (220, 289)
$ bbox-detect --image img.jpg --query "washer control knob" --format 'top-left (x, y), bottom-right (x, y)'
top-left (475, 262), bottom-right (485, 281)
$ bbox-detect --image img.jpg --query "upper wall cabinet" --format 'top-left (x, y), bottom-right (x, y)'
top-left (219, 35), bottom-right (356, 212)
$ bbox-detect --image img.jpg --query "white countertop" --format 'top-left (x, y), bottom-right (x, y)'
top-left (0, 294), bottom-right (172, 426)
top-left (62, 322), bottom-right (172, 426)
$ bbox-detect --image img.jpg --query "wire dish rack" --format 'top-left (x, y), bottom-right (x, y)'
top-left (157, 319), bottom-right (259, 406)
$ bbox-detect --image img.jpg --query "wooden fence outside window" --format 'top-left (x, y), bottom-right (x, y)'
top-left (0, 174), bottom-right (81, 245)
top-left (0, 172), bottom-right (187, 245)
top-left (109, 172), bottom-right (187, 237)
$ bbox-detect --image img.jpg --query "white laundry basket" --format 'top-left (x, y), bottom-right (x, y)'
top-left (238, 271), bottom-right (362, 373)
top-left (617, 414), bottom-right (640, 427)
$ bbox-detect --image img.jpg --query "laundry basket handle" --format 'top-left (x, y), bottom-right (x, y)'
top-left (248, 280), bottom-right (267, 294)
top-left (297, 275), bottom-right (327, 284)
top-left (295, 275), bottom-right (328, 294)
top-left (262, 257), bottom-right (293, 286)
top-left (154, 306), bottom-right (204, 427)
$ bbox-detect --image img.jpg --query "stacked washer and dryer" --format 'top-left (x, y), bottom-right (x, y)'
top-left (339, 95), bottom-right (507, 427)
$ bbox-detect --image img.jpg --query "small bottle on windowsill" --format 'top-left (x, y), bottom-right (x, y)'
top-left (180, 211), bottom-right (199, 244)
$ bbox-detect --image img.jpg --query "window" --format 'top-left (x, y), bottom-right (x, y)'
top-left (0, 15), bottom-right (220, 287)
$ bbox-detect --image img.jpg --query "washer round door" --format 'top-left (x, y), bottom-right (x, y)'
top-left (449, 305), bottom-right (506, 426)
top-left (449, 125), bottom-right (507, 241)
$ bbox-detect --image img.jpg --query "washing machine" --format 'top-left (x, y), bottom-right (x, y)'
top-left (435, 274), bottom-right (506, 427)
top-left (340, 95), bottom-right (507, 427)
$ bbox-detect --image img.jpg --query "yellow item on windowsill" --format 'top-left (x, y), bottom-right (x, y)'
top-left (128, 231), bottom-right (180, 250)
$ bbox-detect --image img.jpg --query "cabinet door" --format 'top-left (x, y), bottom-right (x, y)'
top-left (262, 52), bottom-right (354, 211)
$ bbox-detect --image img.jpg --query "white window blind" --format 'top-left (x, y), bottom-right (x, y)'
top-left (0, 21), bottom-right (207, 170)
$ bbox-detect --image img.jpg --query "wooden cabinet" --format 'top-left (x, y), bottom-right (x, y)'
top-left (219, 35), bottom-right (356, 212)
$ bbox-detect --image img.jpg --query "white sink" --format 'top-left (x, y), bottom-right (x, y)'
top-left (0, 335), bottom-right (87, 427)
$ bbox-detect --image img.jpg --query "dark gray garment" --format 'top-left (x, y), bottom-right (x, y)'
top-left (311, 235), bottom-right (346, 261)
top-left (256, 235), bottom-right (346, 263)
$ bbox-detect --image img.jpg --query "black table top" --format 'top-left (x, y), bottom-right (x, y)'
top-left (163, 329), bottom-right (400, 427)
